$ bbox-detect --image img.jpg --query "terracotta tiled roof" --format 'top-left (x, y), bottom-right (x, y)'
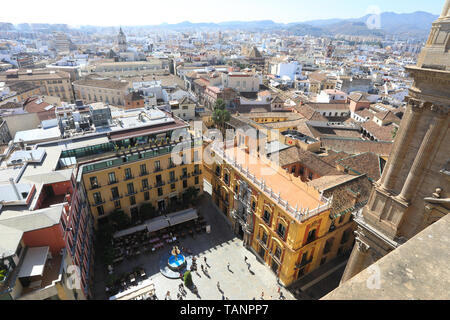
top-left (321, 138), bottom-right (393, 157)
top-left (278, 146), bottom-right (342, 177)
top-left (361, 120), bottom-right (396, 142)
top-left (348, 91), bottom-right (370, 102)
top-left (293, 104), bottom-right (328, 121)
top-left (336, 152), bottom-right (382, 181)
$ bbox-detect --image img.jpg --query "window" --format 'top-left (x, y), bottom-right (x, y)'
top-left (323, 238), bottom-right (334, 254)
top-left (307, 229), bottom-right (316, 244)
top-left (158, 187), bottom-right (163, 197)
top-left (320, 257), bottom-right (327, 266)
top-left (299, 167), bottom-right (304, 175)
top-left (127, 183), bottom-right (135, 195)
top-left (144, 191), bottom-right (150, 201)
top-left (154, 160), bottom-right (161, 172)
top-left (339, 214), bottom-right (345, 224)
top-left (130, 195), bottom-right (136, 205)
top-left (111, 187), bottom-right (119, 199)
top-left (171, 183), bottom-right (176, 190)
top-left (341, 229), bottom-right (351, 244)
top-left (277, 223), bottom-right (286, 239)
top-left (140, 164), bottom-right (147, 175)
top-left (215, 166), bottom-right (221, 176)
top-left (263, 210), bottom-right (271, 224)
top-left (308, 172), bottom-right (313, 180)
top-left (194, 151), bottom-right (199, 162)
top-left (195, 176), bottom-right (199, 185)
top-left (183, 180), bottom-right (187, 188)
top-left (97, 206), bottom-right (104, 216)
top-left (291, 166), bottom-right (296, 174)
top-left (274, 247), bottom-right (282, 260)
top-left (261, 232), bottom-right (268, 245)
top-left (142, 179), bottom-right (149, 190)
top-left (252, 201), bottom-right (256, 212)
top-left (114, 200), bottom-right (121, 209)
top-left (182, 168), bottom-right (187, 178)
top-left (169, 171), bottom-right (175, 182)
top-left (93, 192), bottom-right (102, 204)
top-left (90, 176), bottom-right (98, 189)
top-left (224, 173), bottom-right (229, 185)
top-left (125, 168), bottom-right (132, 179)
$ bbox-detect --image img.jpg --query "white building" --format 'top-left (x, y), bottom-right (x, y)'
top-left (270, 61), bottom-right (302, 81)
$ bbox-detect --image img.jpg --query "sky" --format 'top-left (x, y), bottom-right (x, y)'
top-left (0, 0), bottom-right (445, 26)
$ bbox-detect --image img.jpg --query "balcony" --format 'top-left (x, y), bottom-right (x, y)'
top-left (89, 184), bottom-right (101, 190)
top-left (141, 186), bottom-right (151, 192)
top-left (91, 199), bottom-right (105, 206)
top-left (168, 163), bottom-right (176, 169)
top-left (140, 171), bottom-right (149, 177)
top-left (191, 169), bottom-right (202, 176)
top-left (154, 167), bottom-right (163, 173)
top-left (124, 175), bottom-right (134, 181)
top-left (125, 190), bottom-right (137, 197)
top-left (110, 194), bottom-right (123, 201)
top-left (168, 177), bottom-right (178, 183)
top-left (256, 237), bottom-right (268, 250)
top-left (108, 180), bottom-right (119, 185)
top-left (154, 180), bottom-right (166, 188)
top-left (296, 257), bottom-right (313, 269)
top-left (180, 173), bottom-right (191, 180)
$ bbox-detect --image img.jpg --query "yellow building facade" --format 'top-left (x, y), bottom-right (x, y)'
top-left (81, 140), bottom-right (203, 228)
top-left (209, 145), bottom-right (355, 286)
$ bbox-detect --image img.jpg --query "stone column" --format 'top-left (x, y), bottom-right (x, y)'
top-left (397, 109), bottom-right (447, 203)
top-left (440, 0), bottom-right (450, 19)
top-left (379, 99), bottom-right (423, 192)
top-left (340, 236), bottom-right (371, 284)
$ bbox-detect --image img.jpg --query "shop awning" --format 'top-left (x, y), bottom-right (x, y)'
top-left (166, 208), bottom-right (198, 226)
top-left (113, 224), bottom-right (148, 239)
top-left (146, 216), bottom-right (170, 233)
top-left (18, 246), bottom-right (49, 278)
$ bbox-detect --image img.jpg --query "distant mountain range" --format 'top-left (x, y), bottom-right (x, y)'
top-left (145, 11), bottom-right (437, 39)
top-left (0, 11), bottom-right (438, 39)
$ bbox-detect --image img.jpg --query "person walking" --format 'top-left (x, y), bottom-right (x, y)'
top-left (165, 291), bottom-right (171, 300)
top-left (217, 281), bottom-right (221, 291)
top-left (244, 256), bottom-right (248, 263)
top-left (204, 256), bottom-right (207, 265)
top-left (201, 264), bottom-right (204, 272)
top-left (227, 262), bottom-right (231, 271)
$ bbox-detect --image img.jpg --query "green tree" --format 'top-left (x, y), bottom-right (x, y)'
top-left (212, 98), bottom-right (230, 130)
top-left (109, 209), bottom-right (131, 230)
top-left (139, 203), bottom-right (157, 221)
top-left (182, 187), bottom-right (199, 208)
top-left (184, 271), bottom-right (193, 287)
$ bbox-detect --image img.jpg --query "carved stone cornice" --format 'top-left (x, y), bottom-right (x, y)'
top-left (405, 96), bottom-right (450, 116)
top-left (430, 103), bottom-right (450, 117)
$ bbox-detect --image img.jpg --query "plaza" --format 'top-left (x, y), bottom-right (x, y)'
top-left (92, 194), bottom-right (296, 300)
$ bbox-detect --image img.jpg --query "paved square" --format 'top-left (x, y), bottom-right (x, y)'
top-left (93, 194), bottom-right (296, 300)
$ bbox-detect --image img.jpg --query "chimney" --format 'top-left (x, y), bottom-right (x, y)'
top-left (9, 178), bottom-right (22, 200)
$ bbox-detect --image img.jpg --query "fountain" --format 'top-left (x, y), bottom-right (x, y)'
top-left (159, 245), bottom-right (193, 279)
top-left (167, 246), bottom-right (186, 271)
